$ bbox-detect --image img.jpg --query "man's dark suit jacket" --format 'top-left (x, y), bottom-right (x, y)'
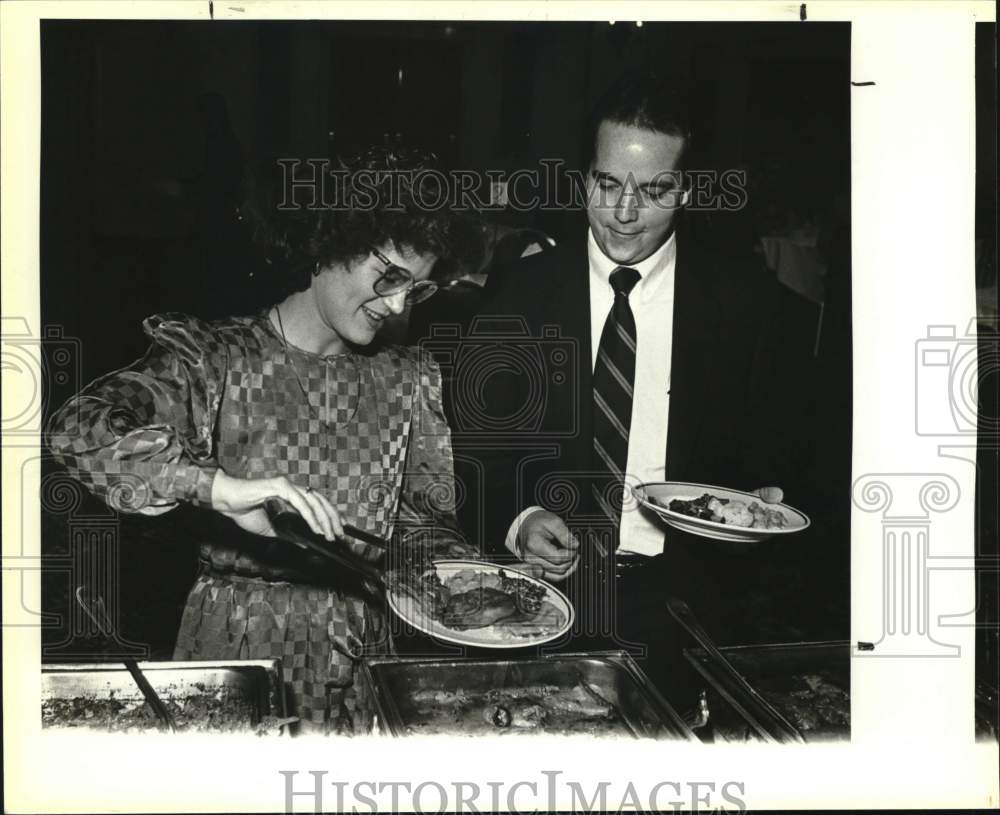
top-left (444, 221), bottom-right (791, 559)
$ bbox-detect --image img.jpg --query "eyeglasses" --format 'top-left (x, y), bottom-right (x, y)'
top-left (369, 246), bottom-right (439, 306)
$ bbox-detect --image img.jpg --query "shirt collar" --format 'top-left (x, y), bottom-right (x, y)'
top-left (587, 228), bottom-right (677, 290)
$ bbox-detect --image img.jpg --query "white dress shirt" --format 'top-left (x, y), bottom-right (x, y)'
top-left (506, 229), bottom-right (677, 557)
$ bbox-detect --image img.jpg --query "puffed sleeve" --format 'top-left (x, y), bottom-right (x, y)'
top-left (46, 313), bottom-right (228, 514)
top-left (391, 352), bottom-right (480, 560)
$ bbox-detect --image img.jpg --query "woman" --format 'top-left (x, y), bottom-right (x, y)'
top-left (47, 148), bottom-right (483, 734)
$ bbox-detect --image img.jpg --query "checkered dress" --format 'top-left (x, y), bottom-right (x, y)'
top-left (48, 311), bottom-right (478, 732)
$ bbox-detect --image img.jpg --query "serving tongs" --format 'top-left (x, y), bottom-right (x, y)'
top-left (74, 586), bottom-right (176, 733)
top-left (264, 498), bottom-right (388, 592)
top-left (666, 597), bottom-right (806, 744)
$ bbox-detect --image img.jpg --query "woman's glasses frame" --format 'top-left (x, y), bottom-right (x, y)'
top-left (369, 246), bottom-right (439, 305)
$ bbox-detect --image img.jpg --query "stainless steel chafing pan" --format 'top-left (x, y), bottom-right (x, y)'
top-left (686, 642), bottom-right (999, 743)
top-left (41, 660), bottom-right (286, 733)
top-left (684, 640), bottom-right (850, 743)
top-left (358, 650), bottom-right (698, 740)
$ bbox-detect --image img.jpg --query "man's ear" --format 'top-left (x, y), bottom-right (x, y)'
top-left (669, 169), bottom-right (690, 207)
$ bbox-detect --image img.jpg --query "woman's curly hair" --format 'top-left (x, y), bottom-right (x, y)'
top-left (240, 146), bottom-right (485, 297)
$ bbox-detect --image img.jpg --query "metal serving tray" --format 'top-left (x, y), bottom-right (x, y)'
top-left (41, 660), bottom-right (286, 732)
top-left (684, 640), bottom-right (850, 742)
top-left (359, 650), bottom-right (697, 740)
top-left (685, 642), bottom-right (999, 743)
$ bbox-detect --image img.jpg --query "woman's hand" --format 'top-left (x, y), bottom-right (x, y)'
top-left (211, 471), bottom-right (345, 541)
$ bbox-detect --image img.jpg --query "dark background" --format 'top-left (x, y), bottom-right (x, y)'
top-left (974, 22), bottom-right (999, 705)
top-left (35, 20), bottom-right (989, 690)
top-left (41, 19), bottom-right (856, 365)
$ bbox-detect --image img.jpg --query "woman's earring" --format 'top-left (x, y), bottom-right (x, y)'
top-left (313, 262), bottom-right (321, 277)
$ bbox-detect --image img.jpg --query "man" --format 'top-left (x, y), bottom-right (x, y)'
top-left (450, 73), bottom-right (788, 705)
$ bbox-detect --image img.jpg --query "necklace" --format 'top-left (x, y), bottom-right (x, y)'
top-left (269, 304), bottom-right (399, 535)
top-left (272, 304), bottom-right (361, 429)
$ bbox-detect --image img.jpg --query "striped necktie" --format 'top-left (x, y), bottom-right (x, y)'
top-left (592, 265), bottom-right (641, 550)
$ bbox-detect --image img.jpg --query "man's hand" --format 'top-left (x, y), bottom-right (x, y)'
top-left (752, 486), bottom-right (784, 504)
top-left (515, 509), bottom-right (581, 582)
top-left (211, 471), bottom-right (345, 541)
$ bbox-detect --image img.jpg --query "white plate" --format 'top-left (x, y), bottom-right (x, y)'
top-left (632, 481), bottom-right (811, 542)
top-left (387, 560), bottom-right (574, 649)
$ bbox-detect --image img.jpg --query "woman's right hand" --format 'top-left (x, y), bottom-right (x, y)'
top-left (210, 471), bottom-right (345, 541)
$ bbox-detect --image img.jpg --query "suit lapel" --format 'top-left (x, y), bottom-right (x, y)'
top-left (664, 232), bottom-right (723, 480)
top-left (552, 236), bottom-right (594, 473)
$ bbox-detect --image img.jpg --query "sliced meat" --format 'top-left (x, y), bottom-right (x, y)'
top-left (442, 588), bottom-right (518, 629)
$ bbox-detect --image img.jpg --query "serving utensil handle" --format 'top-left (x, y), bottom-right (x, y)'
top-left (666, 597), bottom-right (805, 744)
top-left (264, 499), bottom-right (386, 592)
top-left (74, 587), bottom-right (176, 733)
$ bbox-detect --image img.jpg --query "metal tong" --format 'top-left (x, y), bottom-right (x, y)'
top-left (74, 587), bottom-right (176, 733)
top-left (264, 498), bottom-right (389, 591)
top-left (666, 597), bottom-right (806, 744)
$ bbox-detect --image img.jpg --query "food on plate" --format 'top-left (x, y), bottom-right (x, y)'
top-left (436, 569), bottom-right (566, 636)
top-left (443, 587), bottom-right (518, 629)
top-left (498, 569), bottom-right (547, 613)
top-left (407, 683), bottom-right (621, 736)
top-left (749, 502), bottom-right (788, 529)
top-left (385, 564), bottom-right (450, 618)
top-left (658, 492), bottom-right (788, 529)
top-left (444, 568), bottom-right (502, 595)
top-left (386, 561), bottom-right (567, 639)
top-left (497, 602), bottom-right (566, 638)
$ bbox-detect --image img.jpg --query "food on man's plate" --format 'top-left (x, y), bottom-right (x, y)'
top-left (386, 562), bottom-right (567, 639)
top-left (407, 683), bottom-right (623, 736)
top-left (659, 492), bottom-right (788, 529)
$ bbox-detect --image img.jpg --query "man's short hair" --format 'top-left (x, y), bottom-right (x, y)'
top-left (584, 72), bottom-right (694, 171)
